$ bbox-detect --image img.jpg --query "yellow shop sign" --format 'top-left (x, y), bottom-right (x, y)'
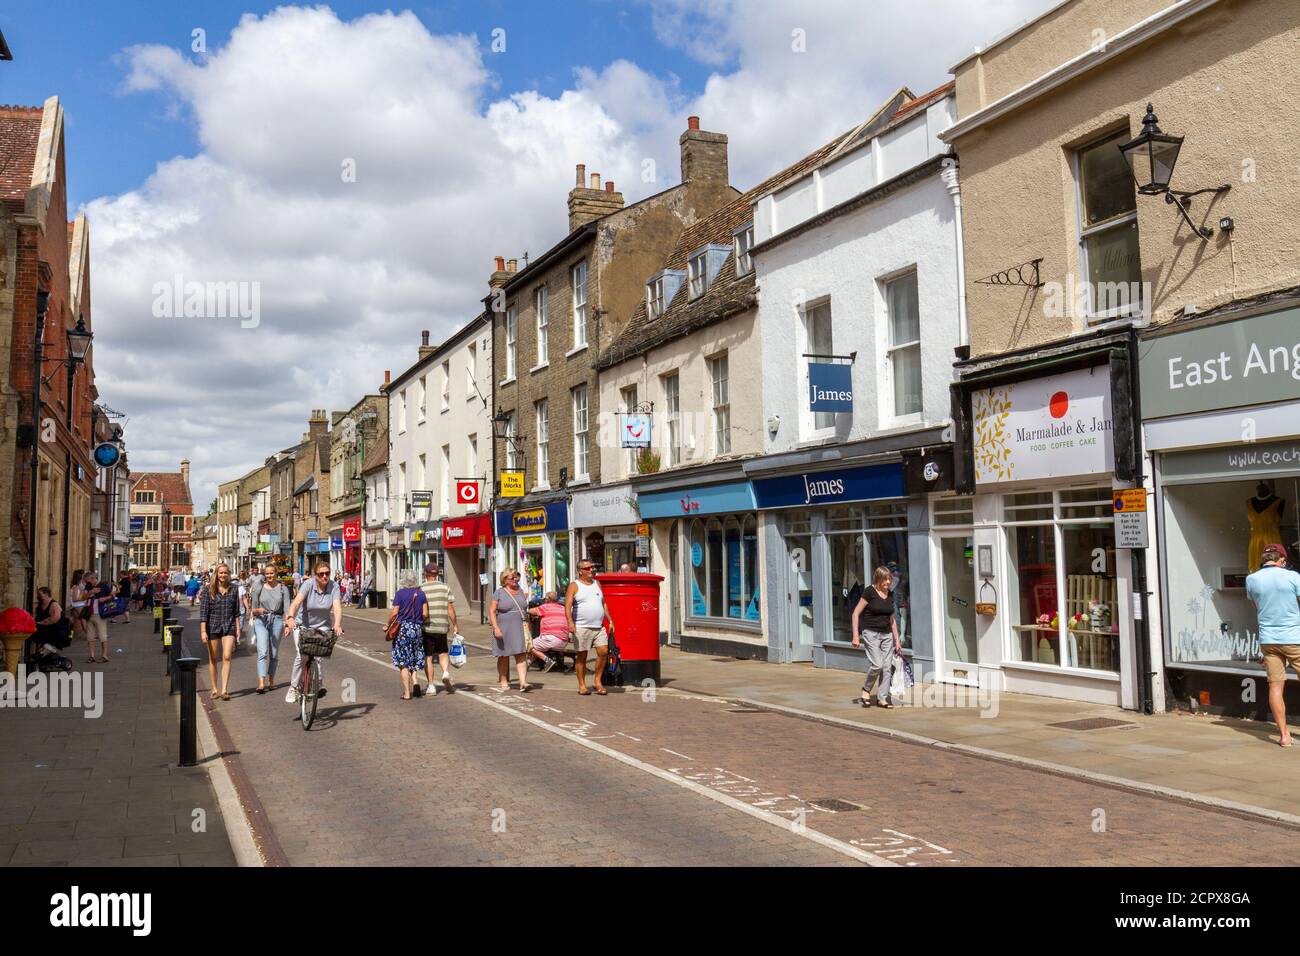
top-left (511, 508), bottom-right (548, 534)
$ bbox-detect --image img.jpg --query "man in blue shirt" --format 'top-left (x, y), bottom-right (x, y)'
top-left (1246, 543), bottom-right (1300, 746)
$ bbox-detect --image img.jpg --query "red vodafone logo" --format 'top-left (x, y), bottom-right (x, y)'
top-left (455, 480), bottom-right (479, 505)
top-left (1049, 391), bottom-right (1070, 419)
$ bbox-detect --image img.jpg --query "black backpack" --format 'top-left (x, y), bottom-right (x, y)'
top-left (603, 630), bottom-right (623, 686)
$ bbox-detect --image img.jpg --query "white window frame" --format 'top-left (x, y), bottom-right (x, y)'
top-left (882, 269), bottom-right (923, 425)
top-left (572, 385), bottom-right (590, 480)
top-left (466, 342), bottom-right (477, 400)
top-left (709, 353), bottom-right (731, 457)
top-left (800, 298), bottom-right (836, 441)
top-left (647, 276), bottom-right (666, 319)
top-left (572, 261), bottom-right (588, 350)
top-left (734, 224), bottom-right (754, 276)
top-left (535, 285), bottom-right (549, 367)
top-left (504, 306), bottom-right (517, 381)
top-left (417, 375), bottom-right (427, 422)
top-left (504, 412), bottom-right (520, 472)
top-left (441, 360), bottom-right (450, 411)
top-left (535, 400), bottom-right (550, 490)
top-left (398, 390), bottom-right (407, 433)
top-left (688, 252), bottom-right (707, 299)
top-left (664, 372), bottom-right (681, 467)
top-left (1074, 130), bottom-right (1142, 323)
top-left (439, 444), bottom-right (451, 516)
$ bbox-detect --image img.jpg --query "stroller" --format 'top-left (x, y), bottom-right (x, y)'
top-left (26, 618), bottom-right (74, 673)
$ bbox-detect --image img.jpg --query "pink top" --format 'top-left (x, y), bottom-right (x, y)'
top-left (535, 602), bottom-right (569, 640)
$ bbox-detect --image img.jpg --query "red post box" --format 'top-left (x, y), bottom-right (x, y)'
top-left (595, 572), bottom-right (663, 685)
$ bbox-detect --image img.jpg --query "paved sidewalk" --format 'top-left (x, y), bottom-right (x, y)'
top-left (0, 609), bottom-right (237, 866)
top-left (342, 604), bottom-right (1300, 820)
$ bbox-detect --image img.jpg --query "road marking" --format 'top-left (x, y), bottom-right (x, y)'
top-left (192, 683), bottom-right (265, 868)
top-left (660, 748), bottom-right (695, 760)
top-left (331, 640), bottom-right (896, 867)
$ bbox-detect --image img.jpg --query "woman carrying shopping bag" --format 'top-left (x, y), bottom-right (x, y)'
top-left (851, 566), bottom-right (902, 708)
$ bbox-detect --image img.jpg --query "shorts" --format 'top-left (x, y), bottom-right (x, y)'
top-left (1262, 644), bottom-right (1300, 682)
top-left (533, 634), bottom-right (568, 654)
top-left (574, 627), bottom-right (608, 653)
top-left (86, 616), bottom-right (108, 641)
top-left (422, 631), bottom-right (449, 657)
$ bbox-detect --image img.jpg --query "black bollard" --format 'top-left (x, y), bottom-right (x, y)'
top-left (162, 616), bottom-right (175, 651)
top-left (177, 657), bottom-right (200, 767)
top-left (168, 625), bottom-right (184, 693)
top-left (153, 605), bottom-right (161, 634)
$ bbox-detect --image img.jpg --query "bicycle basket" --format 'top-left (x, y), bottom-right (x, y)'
top-left (298, 628), bottom-right (337, 659)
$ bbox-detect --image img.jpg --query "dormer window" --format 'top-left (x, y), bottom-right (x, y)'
top-left (734, 224), bottom-right (754, 276)
top-left (688, 252), bottom-right (707, 299)
top-left (648, 276), bottom-right (667, 318)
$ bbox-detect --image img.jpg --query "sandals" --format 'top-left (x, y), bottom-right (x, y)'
top-left (877, 701), bottom-right (894, 709)
top-left (594, 687), bottom-right (608, 696)
top-left (256, 686), bottom-right (266, 695)
top-left (221, 692), bottom-right (231, 701)
top-left (96, 657), bottom-right (109, 663)
top-left (578, 688), bottom-right (592, 696)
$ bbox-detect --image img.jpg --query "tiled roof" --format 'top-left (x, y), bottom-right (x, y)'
top-left (0, 104), bottom-right (42, 211)
top-left (129, 471), bottom-right (193, 506)
top-left (600, 87), bottom-right (931, 369)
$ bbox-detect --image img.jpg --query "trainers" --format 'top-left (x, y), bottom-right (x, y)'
top-left (442, 671), bottom-right (454, 693)
top-left (285, 688), bottom-right (298, 704)
top-left (542, 657), bottom-right (557, 673)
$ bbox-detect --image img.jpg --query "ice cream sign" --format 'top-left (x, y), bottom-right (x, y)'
top-left (973, 366), bottom-right (1114, 485)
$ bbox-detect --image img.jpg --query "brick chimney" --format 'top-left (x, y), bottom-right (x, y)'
top-left (418, 329), bottom-right (435, 362)
top-left (489, 254), bottom-right (511, 291)
top-left (568, 162), bottom-right (624, 231)
top-left (680, 116), bottom-right (729, 190)
top-left (179, 458), bottom-right (190, 488)
top-left (307, 408), bottom-right (329, 439)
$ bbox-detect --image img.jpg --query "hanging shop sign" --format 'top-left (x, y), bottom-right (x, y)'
top-left (638, 480), bottom-right (756, 519)
top-left (619, 414), bottom-right (652, 448)
top-left (496, 502), bottom-right (570, 537)
top-left (972, 365), bottom-right (1114, 485)
top-left (903, 446), bottom-right (955, 495)
top-left (343, 518), bottom-right (362, 542)
top-left (410, 491), bottom-right (433, 510)
top-left (500, 472), bottom-right (526, 497)
top-left (129, 516), bottom-right (144, 536)
top-left (808, 362), bottom-right (854, 413)
top-left (1140, 306), bottom-right (1300, 420)
top-left (751, 463), bottom-right (903, 510)
top-left (455, 480), bottom-right (480, 506)
top-left (330, 534), bottom-right (344, 550)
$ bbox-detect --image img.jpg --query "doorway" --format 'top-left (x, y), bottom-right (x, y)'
top-left (786, 532), bottom-right (815, 662)
top-left (937, 533), bottom-right (979, 683)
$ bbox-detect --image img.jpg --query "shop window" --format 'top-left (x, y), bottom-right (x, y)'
top-left (867, 502), bottom-right (907, 530)
top-left (827, 505), bottom-right (863, 532)
top-left (933, 496), bottom-right (974, 526)
top-left (686, 516), bottom-right (761, 627)
top-left (555, 537), bottom-right (570, 593)
top-left (1164, 476), bottom-right (1300, 669)
top-left (1006, 487), bottom-right (1118, 673)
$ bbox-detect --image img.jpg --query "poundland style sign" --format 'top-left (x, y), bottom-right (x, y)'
top-left (1141, 306), bottom-right (1300, 419)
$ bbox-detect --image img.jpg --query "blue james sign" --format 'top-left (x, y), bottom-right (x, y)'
top-left (752, 463), bottom-right (904, 510)
top-left (808, 362), bottom-right (853, 413)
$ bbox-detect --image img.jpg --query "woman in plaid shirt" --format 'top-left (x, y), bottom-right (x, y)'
top-left (199, 563), bottom-right (242, 701)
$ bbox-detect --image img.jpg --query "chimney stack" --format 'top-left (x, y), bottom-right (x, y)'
top-left (384, 370), bottom-right (391, 385)
top-left (180, 458), bottom-right (190, 487)
top-left (506, 258), bottom-right (517, 273)
top-left (308, 408), bottom-right (329, 439)
top-left (421, 330), bottom-right (430, 346)
top-left (605, 181), bottom-right (615, 193)
top-left (489, 254), bottom-right (511, 292)
top-left (567, 162), bottom-right (625, 231)
top-left (680, 116), bottom-right (729, 194)
top-left (418, 330), bottom-right (436, 363)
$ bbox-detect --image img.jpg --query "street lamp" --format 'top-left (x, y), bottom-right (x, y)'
top-left (1118, 103), bottom-right (1231, 240)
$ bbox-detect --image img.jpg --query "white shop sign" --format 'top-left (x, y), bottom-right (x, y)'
top-left (571, 486), bottom-right (639, 528)
top-left (973, 366), bottom-right (1114, 485)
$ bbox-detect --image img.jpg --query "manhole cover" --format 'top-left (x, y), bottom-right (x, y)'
top-left (808, 797), bottom-right (862, 812)
top-left (1047, 717), bottom-right (1139, 732)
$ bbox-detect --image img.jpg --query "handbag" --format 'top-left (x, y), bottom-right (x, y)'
top-left (384, 617), bottom-right (400, 642)
top-left (504, 590), bottom-right (533, 654)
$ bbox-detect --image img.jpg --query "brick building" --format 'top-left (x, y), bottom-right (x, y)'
top-left (489, 117), bottom-right (736, 595)
top-left (327, 393), bottom-right (386, 577)
top-left (0, 97), bottom-right (101, 608)
top-left (128, 460), bottom-right (194, 570)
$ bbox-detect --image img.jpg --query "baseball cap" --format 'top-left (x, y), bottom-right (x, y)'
top-left (1263, 543), bottom-right (1288, 562)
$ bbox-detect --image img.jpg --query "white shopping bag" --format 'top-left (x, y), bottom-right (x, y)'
top-left (888, 652), bottom-right (907, 702)
top-left (449, 633), bottom-right (468, 669)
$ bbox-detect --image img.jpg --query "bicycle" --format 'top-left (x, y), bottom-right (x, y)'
top-left (294, 623), bottom-right (336, 730)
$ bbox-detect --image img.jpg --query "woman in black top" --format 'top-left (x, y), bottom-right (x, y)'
top-left (851, 566), bottom-right (902, 708)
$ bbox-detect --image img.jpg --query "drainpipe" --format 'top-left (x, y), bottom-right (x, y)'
top-left (941, 157), bottom-right (969, 351)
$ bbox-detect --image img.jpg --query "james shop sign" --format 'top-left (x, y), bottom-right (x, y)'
top-left (808, 362), bottom-right (853, 413)
top-left (1141, 306), bottom-right (1300, 420)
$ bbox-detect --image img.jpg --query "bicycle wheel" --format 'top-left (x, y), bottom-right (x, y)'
top-left (300, 654), bottom-right (318, 730)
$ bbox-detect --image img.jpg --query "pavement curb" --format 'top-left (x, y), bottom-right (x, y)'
top-left (664, 687), bottom-right (1300, 831)
top-left (192, 687), bottom-right (266, 867)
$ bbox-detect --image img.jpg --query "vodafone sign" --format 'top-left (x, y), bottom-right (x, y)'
top-left (455, 480), bottom-right (480, 506)
top-left (972, 366), bottom-right (1114, 485)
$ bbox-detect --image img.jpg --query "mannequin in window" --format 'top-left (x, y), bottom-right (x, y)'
top-left (1248, 482), bottom-right (1286, 571)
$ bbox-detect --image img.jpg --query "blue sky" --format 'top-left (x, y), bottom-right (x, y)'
top-left (0, 1), bottom-right (718, 208)
top-left (0, 1), bottom-right (1050, 506)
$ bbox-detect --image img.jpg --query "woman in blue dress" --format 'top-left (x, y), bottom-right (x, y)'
top-left (383, 570), bottom-right (428, 700)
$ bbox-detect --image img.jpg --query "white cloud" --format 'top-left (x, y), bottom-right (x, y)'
top-left (88, 1), bottom-right (1052, 510)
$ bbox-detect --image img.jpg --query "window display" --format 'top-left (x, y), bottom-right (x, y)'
top-left (686, 515), bottom-right (760, 625)
top-left (1005, 487), bottom-right (1118, 672)
top-left (827, 503), bottom-right (911, 648)
top-left (1164, 476), bottom-right (1300, 667)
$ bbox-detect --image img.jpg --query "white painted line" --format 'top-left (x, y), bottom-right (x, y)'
top-left (191, 688), bottom-right (264, 867)
top-left (665, 688), bottom-right (1300, 830)
top-left (660, 748), bottom-right (695, 760)
top-left (331, 641), bottom-right (896, 867)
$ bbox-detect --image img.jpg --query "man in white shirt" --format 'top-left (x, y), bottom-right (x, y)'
top-left (564, 560), bottom-right (615, 696)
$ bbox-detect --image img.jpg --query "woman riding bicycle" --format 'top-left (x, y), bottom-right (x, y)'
top-left (284, 559), bottom-right (344, 704)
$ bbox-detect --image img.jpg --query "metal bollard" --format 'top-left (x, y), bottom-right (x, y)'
top-left (168, 625), bottom-right (184, 693)
top-left (177, 657), bottom-right (200, 767)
